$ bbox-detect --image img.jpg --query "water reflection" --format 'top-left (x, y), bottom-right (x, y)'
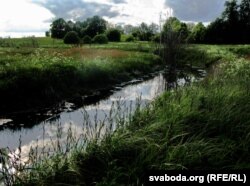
top-left (0, 68), bottom-right (205, 157)
top-left (0, 73), bottom-right (165, 151)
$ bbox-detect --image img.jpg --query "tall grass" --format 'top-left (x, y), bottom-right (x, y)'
top-left (1, 45), bottom-right (250, 185)
top-left (0, 48), bottom-right (162, 113)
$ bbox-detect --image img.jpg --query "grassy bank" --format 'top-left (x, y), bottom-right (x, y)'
top-left (9, 45), bottom-right (250, 185)
top-left (0, 40), bottom-right (162, 114)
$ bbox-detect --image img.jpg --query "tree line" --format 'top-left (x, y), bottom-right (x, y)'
top-left (48, 0), bottom-right (250, 44)
top-left (49, 15), bottom-right (160, 44)
top-left (205, 0), bottom-right (250, 44)
top-left (161, 0), bottom-right (250, 44)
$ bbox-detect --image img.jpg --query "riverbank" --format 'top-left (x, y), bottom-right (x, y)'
top-left (7, 44), bottom-right (249, 185)
top-left (0, 41), bottom-right (162, 114)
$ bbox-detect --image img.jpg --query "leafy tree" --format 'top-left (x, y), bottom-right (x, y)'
top-left (84, 16), bottom-right (107, 38)
top-left (148, 23), bottom-right (159, 35)
top-left (131, 27), bottom-right (140, 39)
top-left (66, 20), bottom-right (74, 32)
top-left (73, 21), bottom-right (83, 37)
top-left (205, 18), bottom-right (226, 44)
top-left (239, 0), bottom-right (250, 43)
top-left (189, 22), bottom-right (206, 43)
top-left (223, 0), bottom-right (239, 43)
top-left (93, 34), bottom-right (108, 44)
top-left (223, 0), bottom-right (239, 23)
top-left (82, 35), bottom-right (92, 44)
top-left (106, 29), bottom-right (121, 42)
top-left (179, 23), bottom-right (189, 42)
top-left (51, 18), bottom-right (68, 39)
top-left (163, 17), bottom-right (188, 43)
top-left (239, 0), bottom-right (250, 24)
top-left (138, 22), bottom-right (154, 41)
top-left (45, 31), bottom-right (50, 37)
top-left (63, 31), bottom-right (80, 45)
top-left (114, 25), bottom-right (124, 34)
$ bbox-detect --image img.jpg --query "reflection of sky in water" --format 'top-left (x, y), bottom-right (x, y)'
top-left (0, 74), bottom-right (165, 158)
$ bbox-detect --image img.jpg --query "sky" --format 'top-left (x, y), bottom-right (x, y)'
top-left (0, 0), bottom-right (227, 38)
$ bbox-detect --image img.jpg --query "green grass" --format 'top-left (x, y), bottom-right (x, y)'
top-left (0, 37), bottom-right (67, 48)
top-left (0, 44), bottom-right (162, 113)
top-left (9, 44), bottom-right (250, 185)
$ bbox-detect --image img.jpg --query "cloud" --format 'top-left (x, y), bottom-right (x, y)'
top-left (33, 0), bottom-right (171, 25)
top-left (0, 0), bottom-right (228, 38)
top-left (165, 0), bottom-right (226, 22)
top-left (111, 0), bottom-right (126, 3)
top-left (33, 0), bottom-right (120, 21)
top-left (105, 0), bottom-right (171, 25)
top-left (0, 0), bottom-right (53, 33)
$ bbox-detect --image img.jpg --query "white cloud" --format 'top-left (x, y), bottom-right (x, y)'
top-left (0, 0), bottom-right (54, 37)
top-left (105, 0), bottom-right (172, 25)
top-left (0, 0), bottom-right (226, 38)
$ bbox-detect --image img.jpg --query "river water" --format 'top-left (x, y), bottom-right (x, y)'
top-left (0, 69), bottom-right (204, 157)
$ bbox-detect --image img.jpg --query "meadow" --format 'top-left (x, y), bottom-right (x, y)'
top-left (0, 41), bottom-right (248, 185)
top-left (0, 37), bottom-right (162, 113)
top-left (1, 36), bottom-right (250, 185)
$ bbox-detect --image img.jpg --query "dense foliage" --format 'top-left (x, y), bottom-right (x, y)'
top-left (125, 35), bottom-right (135, 42)
top-left (106, 29), bottom-right (121, 42)
top-left (82, 35), bottom-right (92, 44)
top-left (50, 18), bottom-right (68, 39)
top-left (205, 0), bottom-right (250, 44)
top-left (50, 16), bottom-right (107, 39)
top-left (63, 31), bottom-right (80, 44)
top-left (92, 34), bottom-right (109, 44)
top-left (49, 0), bottom-right (249, 44)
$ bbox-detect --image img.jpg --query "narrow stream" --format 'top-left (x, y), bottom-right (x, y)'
top-left (0, 69), bottom-right (205, 156)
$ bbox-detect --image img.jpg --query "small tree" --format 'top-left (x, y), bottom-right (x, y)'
top-left (162, 17), bottom-right (184, 71)
top-left (51, 18), bottom-right (68, 39)
top-left (64, 31), bottom-right (80, 45)
top-left (84, 16), bottom-right (107, 38)
top-left (82, 35), bottom-right (92, 44)
top-left (45, 31), bottom-right (50, 37)
top-left (188, 22), bottom-right (206, 43)
top-left (106, 29), bottom-right (121, 42)
top-left (92, 34), bottom-right (108, 44)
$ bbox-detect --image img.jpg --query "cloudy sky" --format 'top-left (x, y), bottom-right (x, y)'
top-left (0, 0), bottom-right (227, 37)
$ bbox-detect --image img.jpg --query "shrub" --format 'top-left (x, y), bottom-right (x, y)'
top-left (82, 35), bottom-right (92, 44)
top-left (152, 34), bottom-right (160, 43)
top-left (92, 34), bottom-right (108, 44)
top-left (106, 29), bottom-right (121, 42)
top-left (125, 35), bottom-right (135, 42)
top-left (64, 31), bottom-right (80, 45)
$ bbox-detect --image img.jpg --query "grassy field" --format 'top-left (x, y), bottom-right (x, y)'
top-left (0, 37), bottom-right (162, 113)
top-left (7, 44), bottom-right (250, 185)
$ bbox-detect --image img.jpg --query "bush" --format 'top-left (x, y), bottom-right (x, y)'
top-left (152, 34), bottom-right (160, 43)
top-left (64, 31), bottom-right (80, 45)
top-left (82, 35), bottom-right (92, 44)
top-left (125, 35), bottom-right (135, 42)
top-left (106, 29), bottom-right (121, 42)
top-left (92, 34), bottom-right (108, 44)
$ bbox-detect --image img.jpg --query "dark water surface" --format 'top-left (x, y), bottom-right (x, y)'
top-left (0, 69), bottom-right (205, 156)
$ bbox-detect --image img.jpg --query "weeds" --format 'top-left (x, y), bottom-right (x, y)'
top-left (1, 43), bottom-right (250, 185)
top-left (0, 48), bottom-right (162, 113)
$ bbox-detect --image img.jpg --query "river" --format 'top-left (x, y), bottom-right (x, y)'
top-left (0, 69), bottom-right (205, 158)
